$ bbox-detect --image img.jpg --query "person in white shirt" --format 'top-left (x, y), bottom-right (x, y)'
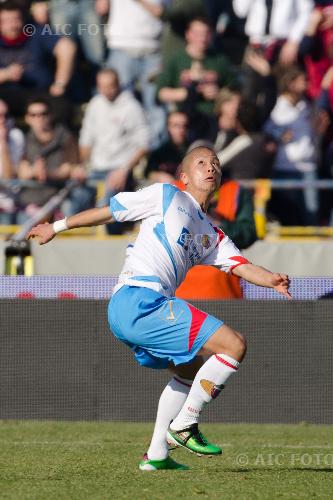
top-left (0, 99), bottom-right (24, 224)
top-left (99, 0), bottom-right (168, 147)
top-left (28, 146), bottom-right (291, 471)
top-left (233, 0), bottom-right (314, 66)
top-left (264, 65), bottom-right (318, 225)
top-left (79, 68), bottom-right (149, 196)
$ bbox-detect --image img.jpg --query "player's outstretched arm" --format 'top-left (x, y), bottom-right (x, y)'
top-left (27, 206), bottom-right (113, 245)
top-left (232, 263), bottom-right (292, 299)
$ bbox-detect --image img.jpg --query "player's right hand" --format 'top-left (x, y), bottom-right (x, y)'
top-left (27, 223), bottom-right (55, 245)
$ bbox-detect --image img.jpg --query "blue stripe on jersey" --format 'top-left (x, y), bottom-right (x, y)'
top-left (163, 184), bottom-right (179, 216)
top-left (153, 221), bottom-right (178, 282)
top-left (110, 197), bottom-right (127, 219)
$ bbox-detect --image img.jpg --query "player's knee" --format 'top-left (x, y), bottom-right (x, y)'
top-left (234, 331), bottom-right (247, 361)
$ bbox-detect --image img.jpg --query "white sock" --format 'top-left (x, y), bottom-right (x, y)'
top-left (147, 376), bottom-right (192, 460)
top-left (170, 354), bottom-right (239, 430)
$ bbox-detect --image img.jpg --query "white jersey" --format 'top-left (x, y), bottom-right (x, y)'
top-left (110, 183), bottom-right (249, 297)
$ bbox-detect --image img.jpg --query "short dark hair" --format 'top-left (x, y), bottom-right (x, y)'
top-left (0, 1), bottom-right (25, 15)
top-left (186, 16), bottom-right (213, 32)
top-left (276, 65), bottom-right (305, 94)
top-left (236, 101), bottom-right (260, 133)
top-left (25, 96), bottom-right (51, 114)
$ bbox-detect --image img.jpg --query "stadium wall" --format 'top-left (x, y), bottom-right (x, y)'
top-left (1, 299), bottom-right (332, 424)
top-left (12, 239), bottom-right (333, 276)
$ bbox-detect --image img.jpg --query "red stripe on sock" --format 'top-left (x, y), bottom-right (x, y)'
top-left (215, 354), bottom-right (238, 370)
top-left (174, 377), bottom-right (192, 388)
top-left (187, 303), bottom-right (208, 351)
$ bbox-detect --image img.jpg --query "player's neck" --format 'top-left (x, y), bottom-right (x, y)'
top-left (185, 188), bottom-right (211, 213)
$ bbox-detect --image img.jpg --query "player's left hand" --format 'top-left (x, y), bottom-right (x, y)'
top-left (271, 273), bottom-right (292, 299)
top-left (27, 223), bottom-right (55, 245)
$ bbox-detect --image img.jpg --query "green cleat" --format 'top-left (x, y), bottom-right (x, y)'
top-left (139, 453), bottom-right (189, 471)
top-left (167, 423), bottom-right (222, 456)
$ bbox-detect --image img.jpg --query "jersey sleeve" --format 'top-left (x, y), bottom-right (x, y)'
top-left (200, 227), bottom-right (250, 273)
top-left (109, 183), bottom-right (163, 222)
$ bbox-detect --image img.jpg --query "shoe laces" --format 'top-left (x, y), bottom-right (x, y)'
top-left (189, 424), bottom-right (208, 446)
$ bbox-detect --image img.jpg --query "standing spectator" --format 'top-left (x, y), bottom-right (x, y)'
top-left (233, 0), bottom-right (314, 66)
top-left (264, 66), bottom-right (319, 225)
top-left (157, 16), bottom-right (234, 117)
top-left (0, 1), bottom-right (76, 120)
top-left (234, 0), bottom-right (314, 121)
top-left (50, 0), bottom-right (105, 66)
top-left (103, 0), bottom-right (167, 147)
top-left (17, 97), bottom-right (93, 222)
top-left (79, 68), bottom-right (149, 196)
top-left (300, 4), bottom-right (333, 100)
top-left (0, 99), bottom-right (24, 224)
top-left (144, 110), bottom-right (189, 183)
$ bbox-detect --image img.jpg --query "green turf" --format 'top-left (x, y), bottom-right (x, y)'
top-left (0, 421), bottom-right (333, 499)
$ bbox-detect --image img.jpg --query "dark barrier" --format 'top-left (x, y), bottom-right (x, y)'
top-left (1, 300), bottom-right (332, 423)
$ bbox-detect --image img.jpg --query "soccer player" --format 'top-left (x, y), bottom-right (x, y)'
top-left (28, 147), bottom-right (291, 471)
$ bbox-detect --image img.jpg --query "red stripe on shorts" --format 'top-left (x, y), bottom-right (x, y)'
top-left (187, 303), bottom-right (208, 351)
top-left (215, 354), bottom-right (238, 370)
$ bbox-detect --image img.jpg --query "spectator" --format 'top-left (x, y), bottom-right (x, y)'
top-left (203, 0), bottom-right (247, 65)
top-left (157, 16), bottom-right (234, 118)
top-left (144, 111), bottom-right (189, 183)
top-left (50, 0), bottom-right (105, 66)
top-left (300, 4), bottom-right (333, 100)
top-left (214, 87), bottom-right (241, 151)
top-left (103, 0), bottom-right (167, 147)
top-left (264, 66), bottom-right (319, 225)
top-left (233, 0), bottom-right (314, 66)
top-left (17, 97), bottom-right (93, 222)
top-left (79, 68), bottom-right (149, 234)
top-left (217, 100), bottom-right (276, 179)
top-left (0, 99), bottom-right (24, 224)
top-left (234, 0), bottom-right (314, 121)
top-left (0, 1), bottom-right (76, 120)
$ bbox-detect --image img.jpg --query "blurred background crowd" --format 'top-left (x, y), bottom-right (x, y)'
top-left (1, 0), bottom-right (333, 236)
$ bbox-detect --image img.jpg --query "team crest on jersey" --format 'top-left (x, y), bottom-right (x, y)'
top-left (200, 379), bottom-right (225, 399)
top-left (201, 234), bottom-right (211, 249)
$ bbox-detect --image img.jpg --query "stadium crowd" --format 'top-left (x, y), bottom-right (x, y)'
top-left (1, 0), bottom-right (333, 229)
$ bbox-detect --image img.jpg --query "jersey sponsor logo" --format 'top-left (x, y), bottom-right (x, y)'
top-left (177, 206), bottom-right (195, 222)
top-left (177, 226), bottom-right (191, 250)
top-left (177, 227), bottom-right (201, 265)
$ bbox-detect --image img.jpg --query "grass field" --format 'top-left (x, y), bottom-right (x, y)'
top-left (1, 421), bottom-right (333, 499)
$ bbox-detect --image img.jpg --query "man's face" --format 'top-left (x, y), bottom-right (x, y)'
top-left (25, 103), bottom-right (51, 133)
top-left (168, 113), bottom-right (188, 146)
top-left (181, 148), bottom-right (221, 195)
top-left (97, 73), bottom-right (119, 101)
top-left (218, 94), bottom-right (241, 130)
top-left (290, 74), bottom-right (307, 97)
top-left (0, 9), bottom-right (23, 39)
top-left (185, 21), bottom-right (212, 53)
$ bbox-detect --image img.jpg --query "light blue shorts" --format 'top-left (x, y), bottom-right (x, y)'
top-left (108, 285), bottom-right (223, 369)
